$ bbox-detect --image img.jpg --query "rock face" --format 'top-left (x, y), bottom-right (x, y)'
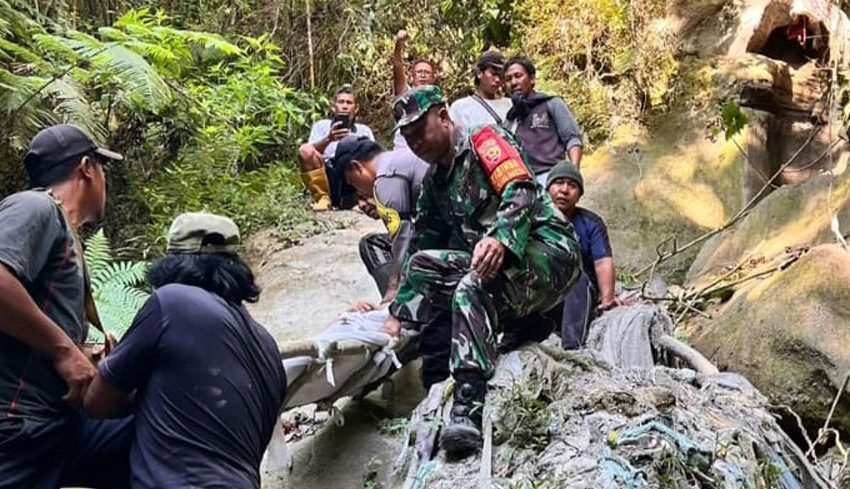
top-left (688, 169), bottom-right (850, 283)
top-left (580, 118), bottom-right (745, 280)
top-left (691, 244), bottom-right (850, 434)
top-left (727, 0), bottom-right (850, 202)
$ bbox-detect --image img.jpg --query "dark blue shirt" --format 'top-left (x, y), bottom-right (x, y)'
top-left (571, 207), bottom-right (612, 290)
top-left (99, 284), bottom-right (287, 489)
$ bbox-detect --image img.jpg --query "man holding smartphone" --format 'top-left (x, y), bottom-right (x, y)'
top-left (299, 85), bottom-right (375, 211)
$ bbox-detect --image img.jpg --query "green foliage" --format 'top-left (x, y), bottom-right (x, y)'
top-left (201, 0), bottom-right (679, 147)
top-left (513, 0), bottom-right (677, 147)
top-left (721, 101), bottom-right (748, 140)
top-left (84, 229), bottom-right (149, 339)
top-left (2, 0), bottom-right (693, 253)
top-left (0, 7), bottom-right (325, 253)
top-left (495, 377), bottom-right (553, 451)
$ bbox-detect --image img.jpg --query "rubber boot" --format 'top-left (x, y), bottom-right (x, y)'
top-left (441, 372), bottom-right (486, 460)
top-left (301, 168), bottom-right (332, 211)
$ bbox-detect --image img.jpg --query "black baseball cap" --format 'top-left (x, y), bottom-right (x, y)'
top-left (24, 124), bottom-right (123, 183)
top-left (477, 51), bottom-right (505, 72)
top-left (330, 135), bottom-right (382, 196)
top-left (334, 135), bottom-right (382, 173)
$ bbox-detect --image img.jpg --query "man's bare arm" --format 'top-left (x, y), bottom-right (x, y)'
top-left (569, 146), bottom-right (583, 170)
top-left (393, 30), bottom-right (409, 96)
top-left (593, 257), bottom-right (618, 310)
top-left (0, 265), bottom-right (94, 406)
top-left (84, 373), bottom-right (135, 419)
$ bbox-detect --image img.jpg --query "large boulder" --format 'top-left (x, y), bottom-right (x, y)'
top-left (691, 244), bottom-right (850, 434)
top-left (581, 116), bottom-right (744, 280)
top-left (688, 169), bottom-right (850, 283)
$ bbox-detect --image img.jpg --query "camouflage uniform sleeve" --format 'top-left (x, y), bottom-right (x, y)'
top-left (469, 126), bottom-right (536, 259)
top-left (486, 179), bottom-right (536, 259)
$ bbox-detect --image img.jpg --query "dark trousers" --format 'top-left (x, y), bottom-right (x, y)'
top-left (359, 233), bottom-right (394, 296)
top-left (551, 272), bottom-right (597, 349)
top-left (0, 412), bottom-right (133, 489)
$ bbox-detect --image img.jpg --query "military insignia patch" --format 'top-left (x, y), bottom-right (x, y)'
top-left (471, 127), bottom-right (532, 194)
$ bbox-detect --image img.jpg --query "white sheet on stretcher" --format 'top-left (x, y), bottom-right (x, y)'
top-left (281, 309), bottom-right (405, 410)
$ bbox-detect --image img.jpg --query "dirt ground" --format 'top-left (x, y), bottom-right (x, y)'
top-left (245, 211), bottom-right (425, 489)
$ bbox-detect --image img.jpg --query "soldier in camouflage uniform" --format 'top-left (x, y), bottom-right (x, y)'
top-left (382, 85), bottom-right (581, 459)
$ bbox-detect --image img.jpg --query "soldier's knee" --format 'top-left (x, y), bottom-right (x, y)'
top-left (451, 273), bottom-right (486, 306)
top-left (404, 251), bottom-right (434, 290)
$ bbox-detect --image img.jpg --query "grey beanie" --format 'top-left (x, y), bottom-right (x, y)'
top-left (545, 160), bottom-right (584, 195)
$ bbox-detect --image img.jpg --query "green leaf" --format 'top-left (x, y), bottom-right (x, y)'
top-left (721, 102), bottom-right (748, 140)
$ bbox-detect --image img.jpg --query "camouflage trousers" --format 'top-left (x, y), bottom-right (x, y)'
top-left (393, 239), bottom-right (580, 377)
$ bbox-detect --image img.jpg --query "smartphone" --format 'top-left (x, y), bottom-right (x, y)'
top-left (331, 112), bottom-right (352, 130)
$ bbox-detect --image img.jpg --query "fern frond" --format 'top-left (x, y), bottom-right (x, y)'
top-left (0, 38), bottom-right (52, 72)
top-left (79, 41), bottom-right (172, 109)
top-left (32, 34), bottom-right (81, 63)
top-left (97, 27), bottom-right (131, 43)
top-left (92, 261), bottom-right (149, 290)
top-left (83, 229), bottom-right (150, 340)
top-left (93, 283), bottom-right (150, 337)
top-left (42, 77), bottom-right (107, 143)
top-left (84, 229), bottom-right (112, 276)
top-left (0, 70), bottom-right (58, 147)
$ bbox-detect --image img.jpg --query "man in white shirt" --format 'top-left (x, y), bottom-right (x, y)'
top-left (299, 85), bottom-right (375, 210)
top-left (448, 51), bottom-right (511, 129)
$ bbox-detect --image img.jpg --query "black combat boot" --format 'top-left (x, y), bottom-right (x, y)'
top-left (441, 372), bottom-right (487, 460)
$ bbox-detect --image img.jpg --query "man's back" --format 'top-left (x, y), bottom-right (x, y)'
top-left (99, 283), bottom-right (286, 489)
top-left (375, 148), bottom-right (430, 223)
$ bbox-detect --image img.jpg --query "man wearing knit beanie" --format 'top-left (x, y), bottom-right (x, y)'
top-left (546, 161), bottom-right (620, 349)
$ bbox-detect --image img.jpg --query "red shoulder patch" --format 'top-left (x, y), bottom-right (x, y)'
top-left (471, 127), bottom-right (532, 194)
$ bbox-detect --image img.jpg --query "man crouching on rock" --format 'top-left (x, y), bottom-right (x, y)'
top-left (381, 85), bottom-right (581, 459)
top-left (84, 213), bottom-right (287, 488)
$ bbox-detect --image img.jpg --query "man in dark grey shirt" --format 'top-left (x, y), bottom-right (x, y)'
top-left (0, 125), bottom-right (131, 489)
top-left (504, 56), bottom-right (584, 183)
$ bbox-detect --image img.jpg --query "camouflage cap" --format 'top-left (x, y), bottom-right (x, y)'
top-left (167, 212), bottom-right (241, 254)
top-left (392, 85), bottom-right (446, 132)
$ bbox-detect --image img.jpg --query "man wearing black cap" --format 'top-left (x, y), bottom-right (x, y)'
top-left (0, 124), bottom-right (132, 488)
top-left (333, 135), bottom-right (454, 388)
top-left (333, 136), bottom-right (428, 300)
top-left (449, 50), bottom-right (512, 129)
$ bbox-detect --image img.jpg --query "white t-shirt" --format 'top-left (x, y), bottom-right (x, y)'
top-left (308, 119), bottom-right (375, 159)
top-left (449, 95), bottom-right (512, 129)
top-left (393, 130), bottom-right (408, 149)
